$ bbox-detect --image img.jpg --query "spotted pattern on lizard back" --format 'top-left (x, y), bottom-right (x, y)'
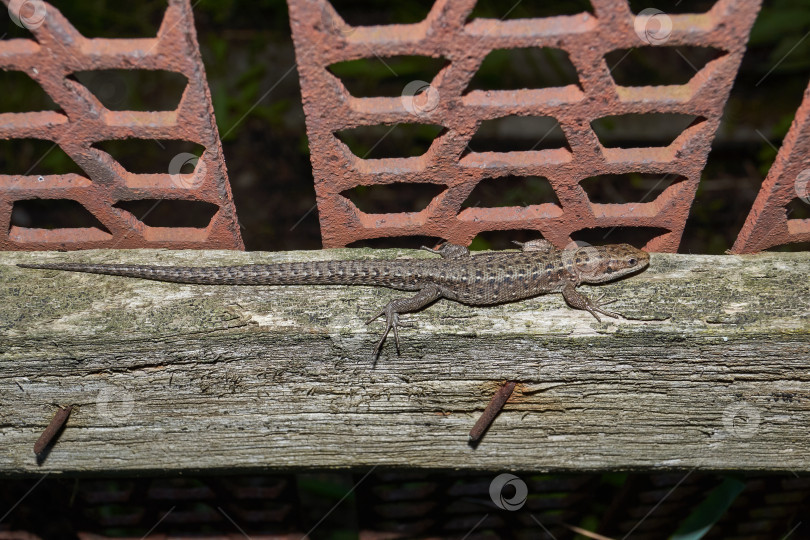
top-left (18, 240), bottom-right (650, 358)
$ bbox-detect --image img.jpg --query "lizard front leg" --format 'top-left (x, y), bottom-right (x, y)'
top-left (561, 281), bottom-right (620, 322)
top-left (366, 283), bottom-right (443, 357)
top-left (420, 242), bottom-right (470, 259)
top-left (513, 239), bottom-right (555, 253)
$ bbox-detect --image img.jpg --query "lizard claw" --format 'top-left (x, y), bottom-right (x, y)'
top-left (592, 292), bottom-right (618, 306)
top-left (420, 241), bottom-right (445, 252)
top-left (366, 285), bottom-right (442, 359)
top-left (586, 303), bottom-right (621, 321)
top-left (586, 293), bottom-right (623, 322)
top-left (365, 309), bottom-right (384, 325)
top-left (515, 239), bottom-right (555, 253)
top-left (562, 282), bottom-right (623, 322)
top-left (421, 242), bottom-right (470, 259)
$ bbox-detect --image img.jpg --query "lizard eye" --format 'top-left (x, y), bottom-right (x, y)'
top-left (628, 258), bottom-right (637, 266)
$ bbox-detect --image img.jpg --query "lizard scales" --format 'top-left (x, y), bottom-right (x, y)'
top-left (18, 240), bottom-right (650, 357)
top-left (18, 251), bottom-right (616, 303)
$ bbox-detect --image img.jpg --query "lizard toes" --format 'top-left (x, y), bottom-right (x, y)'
top-left (595, 307), bottom-right (621, 319)
top-left (392, 322), bottom-right (401, 354)
top-left (365, 309), bottom-right (384, 325)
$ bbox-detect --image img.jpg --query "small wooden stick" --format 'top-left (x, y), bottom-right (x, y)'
top-left (469, 381), bottom-right (516, 442)
top-left (34, 405), bottom-right (73, 455)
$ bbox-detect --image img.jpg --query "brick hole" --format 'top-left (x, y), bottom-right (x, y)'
top-left (334, 123), bottom-right (443, 159)
top-left (1, 16), bottom-right (37, 39)
top-left (0, 71), bottom-right (60, 113)
top-left (0, 138), bottom-right (84, 175)
top-left (328, 56), bottom-right (447, 98)
top-left (52, 0), bottom-right (166, 38)
top-left (469, 0), bottom-right (594, 18)
top-left (470, 229), bottom-right (546, 251)
top-left (91, 139), bottom-right (205, 174)
top-left (370, 502), bottom-right (430, 521)
top-left (68, 474), bottom-right (302, 534)
top-left (112, 199), bottom-right (219, 228)
top-left (340, 183), bottom-right (446, 214)
top-left (79, 480), bottom-right (136, 504)
top-left (221, 477), bottom-right (290, 499)
top-left (10, 198), bottom-right (110, 233)
top-left (627, 0), bottom-right (717, 14)
top-left (220, 475), bottom-right (289, 497)
top-left (766, 242), bottom-right (810, 253)
top-left (606, 47), bottom-right (725, 86)
top-left (465, 115), bottom-right (569, 153)
top-left (365, 515), bottom-right (430, 536)
top-left (367, 480), bottom-right (435, 501)
top-left (329, 0), bottom-right (435, 26)
top-left (69, 70), bottom-right (188, 111)
top-left (571, 227), bottom-right (670, 248)
top-left (466, 48), bottom-right (580, 92)
top-left (347, 236), bottom-right (443, 249)
top-left (462, 175), bottom-right (560, 209)
top-left (148, 477), bottom-right (215, 499)
top-left (590, 114), bottom-right (702, 148)
top-left (83, 503), bottom-right (146, 528)
top-left (224, 502), bottom-right (293, 524)
top-left (579, 173), bottom-right (686, 204)
top-left (786, 198), bottom-right (810, 220)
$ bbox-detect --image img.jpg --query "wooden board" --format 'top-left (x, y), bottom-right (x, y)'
top-left (0, 249), bottom-right (808, 474)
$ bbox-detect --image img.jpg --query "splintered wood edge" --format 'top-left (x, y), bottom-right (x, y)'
top-left (0, 249), bottom-right (808, 474)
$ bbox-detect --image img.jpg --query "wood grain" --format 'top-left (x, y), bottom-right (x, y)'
top-left (1, 248), bottom-right (808, 474)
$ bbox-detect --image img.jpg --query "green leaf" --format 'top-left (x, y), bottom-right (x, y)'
top-left (669, 476), bottom-right (745, 540)
top-left (750, 8), bottom-right (810, 45)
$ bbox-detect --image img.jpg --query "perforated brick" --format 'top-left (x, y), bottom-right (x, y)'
top-left (732, 80), bottom-right (810, 253)
top-left (0, 0), bottom-right (243, 251)
top-left (288, 0), bottom-right (761, 251)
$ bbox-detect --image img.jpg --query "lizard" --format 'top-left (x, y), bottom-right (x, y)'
top-left (18, 240), bottom-right (650, 357)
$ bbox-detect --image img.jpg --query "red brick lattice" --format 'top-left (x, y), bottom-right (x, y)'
top-left (731, 80), bottom-right (810, 253)
top-left (288, 0), bottom-right (761, 251)
top-left (0, 0), bottom-right (243, 250)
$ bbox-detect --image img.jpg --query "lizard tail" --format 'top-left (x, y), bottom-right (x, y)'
top-left (16, 260), bottom-right (425, 287)
top-left (17, 263), bottom-right (251, 285)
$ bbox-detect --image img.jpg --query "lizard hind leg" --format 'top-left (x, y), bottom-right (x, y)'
top-left (365, 284), bottom-right (443, 358)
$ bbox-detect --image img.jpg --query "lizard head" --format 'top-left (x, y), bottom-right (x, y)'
top-left (568, 243), bottom-right (650, 284)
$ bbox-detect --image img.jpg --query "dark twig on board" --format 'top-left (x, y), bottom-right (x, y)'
top-left (34, 405), bottom-right (74, 455)
top-left (469, 381), bottom-right (517, 443)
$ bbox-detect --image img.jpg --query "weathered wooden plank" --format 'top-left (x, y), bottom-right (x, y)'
top-left (0, 249), bottom-right (808, 474)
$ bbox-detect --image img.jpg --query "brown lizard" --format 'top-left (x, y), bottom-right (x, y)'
top-left (18, 240), bottom-right (649, 357)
